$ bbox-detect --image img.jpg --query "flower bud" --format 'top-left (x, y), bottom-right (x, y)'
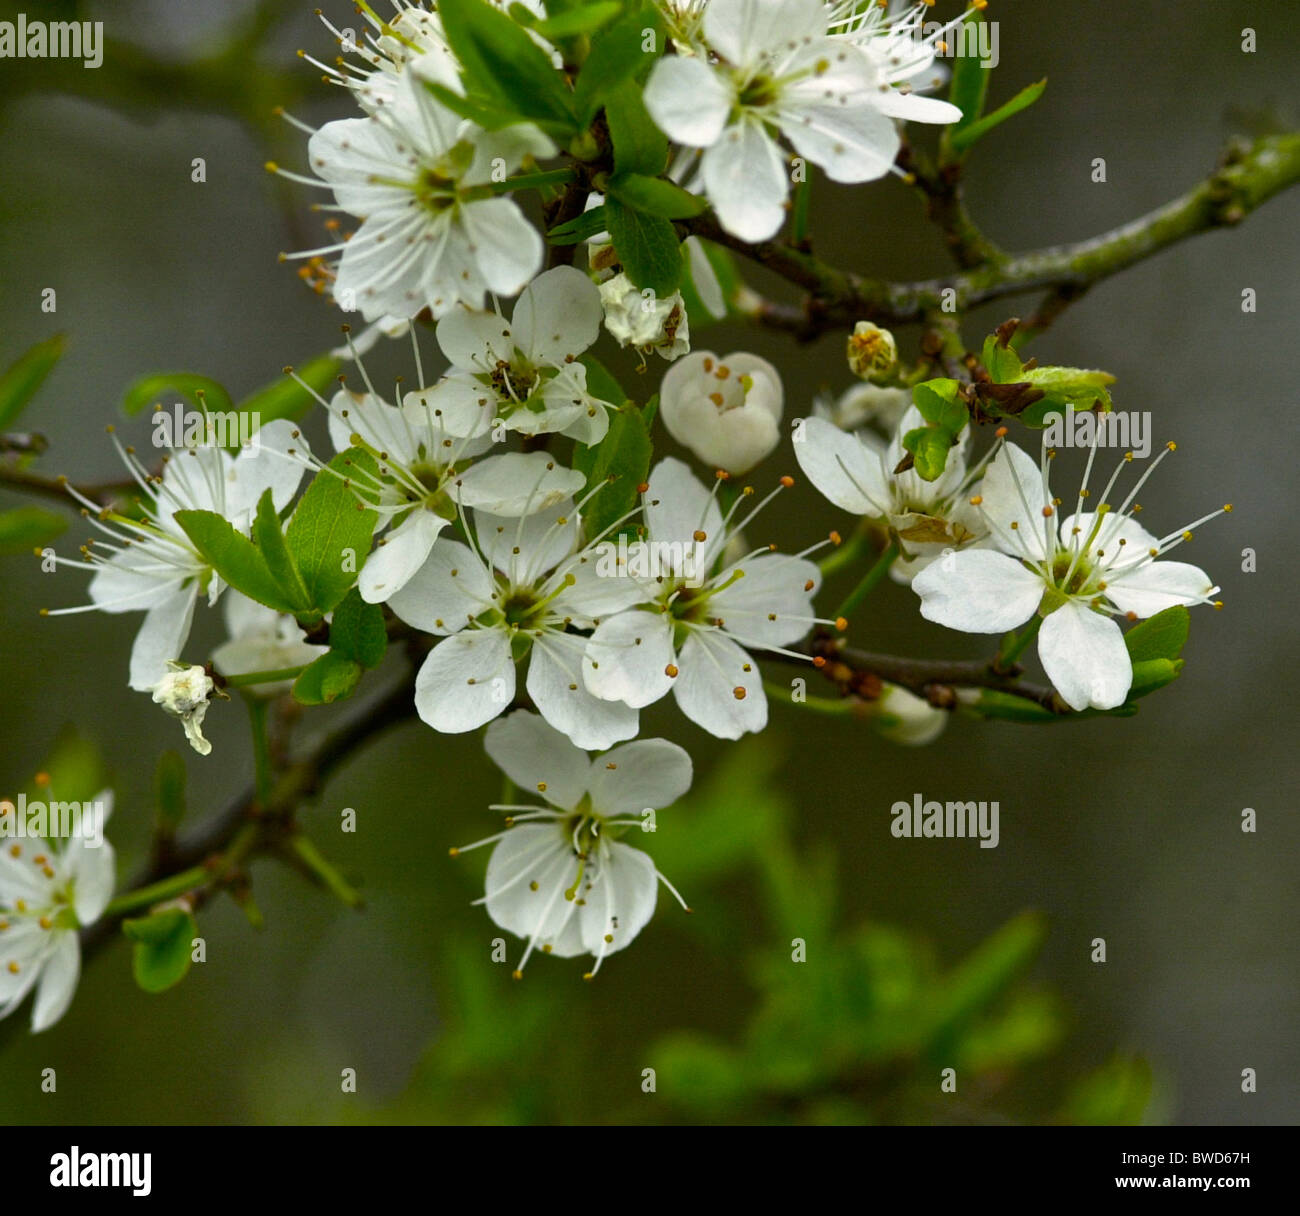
top-left (872, 682), bottom-right (947, 746)
top-left (150, 663), bottom-right (217, 756)
top-left (598, 272), bottom-right (690, 362)
top-left (846, 321), bottom-right (897, 382)
top-left (813, 382), bottom-right (912, 434)
top-left (660, 350), bottom-right (783, 475)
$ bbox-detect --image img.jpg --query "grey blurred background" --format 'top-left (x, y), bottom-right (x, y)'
top-left (0, 0), bottom-right (1296, 1123)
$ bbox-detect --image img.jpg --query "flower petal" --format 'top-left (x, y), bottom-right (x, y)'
top-left (30, 933), bottom-right (80, 1033)
top-left (586, 739), bottom-right (693, 818)
top-left (527, 631), bottom-right (640, 750)
top-left (701, 119), bottom-right (789, 242)
top-left (128, 584), bottom-right (199, 692)
top-left (644, 55), bottom-right (733, 147)
top-left (1038, 600), bottom-right (1132, 710)
top-left (1104, 559), bottom-right (1219, 618)
top-left (673, 630), bottom-right (766, 739)
top-left (386, 538), bottom-right (494, 635)
top-left (484, 710), bottom-right (592, 810)
top-left (454, 452), bottom-right (586, 516)
top-left (975, 442), bottom-right (1052, 561)
top-left (794, 415), bottom-right (891, 515)
top-left (413, 629), bottom-right (515, 732)
top-left (578, 839), bottom-right (658, 959)
top-left (583, 610), bottom-right (677, 709)
top-left (710, 553), bottom-right (821, 648)
top-left (359, 508), bottom-right (450, 603)
top-left (511, 266), bottom-right (602, 365)
top-left (912, 548), bottom-right (1042, 633)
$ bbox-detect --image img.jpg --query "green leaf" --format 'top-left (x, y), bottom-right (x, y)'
top-left (122, 371), bottom-right (233, 418)
top-left (153, 750), bottom-right (187, 834)
top-left (547, 203), bottom-right (609, 246)
top-left (607, 172), bottom-right (706, 219)
top-left (1123, 605), bottom-right (1190, 663)
top-left (604, 79), bottom-right (668, 177)
top-left (437, 0), bottom-right (578, 131)
top-left (604, 196), bottom-right (681, 295)
top-left (0, 506), bottom-right (66, 554)
top-left (578, 354), bottom-right (629, 407)
top-left (901, 426), bottom-right (957, 482)
top-left (572, 402), bottom-right (652, 538)
top-left (329, 588), bottom-right (388, 669)
top-left (1061, 1054), bottom-right (1153, 1126)
top-left (0, 334), bottom-right (65, 428)
top-left (981, 332), bottom-right (1024, 383)
top-left (424, 79), bottom-right (530, 132)
top-left (1020, 365), bottom-right (1114, 407)
top-left (292, 651), bottom-right (364, 705)
top-left (236, 354), bottom-right (340, 434)
top-left (285, 449), bottom-right (380, 614)
top-left (252, 489), bottom-right (312, 614)
top-left (174, 508), bottom-right (299, 613)
top-left (911, 379), bottom-right (966, 433)
top-left (532, 1), bottom-right (622, 41)
top-left (573, 5), bottom-right (665, 121)
top-left (950, 78), bottom-right (1047, 153)
top-left (1126, 657), bottom-right (1183, 700)
top-left (964, 689), bottom-right (1060, 724)
top-left (944, 12), bottom-right (992, 140)
top-left (123, 907), bottom-right (197, 994)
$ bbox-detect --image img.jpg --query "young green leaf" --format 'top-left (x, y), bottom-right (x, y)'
top-left (0, 333), bottom-right (65, 429)
top-left (122, 372), bottom-right (234, 418)
top-left (573, 5), bottom-right (665, 121)
top-left (901, 426), bottom-right (957, 482)
top-left (252, 489), bottom-right (313, 615)
top-left (944, 11), bottom-right (992, 136)
top-left (950, 79), bottom-right (1047, 153)
top-left (292, 651), bottom-right (364, 705)
top-left (547, 204), bottom-right (609, 246)
top-left (284, 449), bottom-right (380, 614)
top-left (123, 907), bottom-right (198, 994)
top-left (605, 79), bottom-right (668, 177)
top-left (912, 380), bottom-right (967, 433)
top-left (0, 505), bottom-right (66, 553)
top-left (606, 172), bottom-right (706, 219)
top-left (604, 196), bottom-right (682, 295)
top-left (329, 588), bottom-right (388, 669)
top-left (174, 509), bottom-right (299, 613)
top-left (1123, 605), bottom-right (1191, 663)
top-left (532, 1), bottom-right (622, 42)
top-left (571, 403), bottom-right (652, 538)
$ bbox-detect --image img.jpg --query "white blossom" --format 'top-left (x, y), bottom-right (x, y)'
top-left (660, 350), bottom-right (783, 475)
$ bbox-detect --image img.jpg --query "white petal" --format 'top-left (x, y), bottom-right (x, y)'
top-left (710, 553), bottom-right (821, 648)
top-left (30, 934), bottom-right (80, 1033)
top-left (511, 266), bottom-right (603, 365)
top-left (701, 120), bottom-right (789, 242)
top-left (413, 629), bottom-right (515, 732)
top-left (527, 631), bottom-right (640, 750)
top-left (586, 739), bottom-right (693, 818)
top-left (673, 630), bottom-right (766, 739)
top-left (583, 610), bottom-right (677, 708)
top-left (458, 196), bottom-right (544, 297)
top-left (1058, 510), bottom-right (1160, 564)
top-left (704, 0), bottom-right (827, 65)
top-left (976, 442), bottom-right (1052, 561)
top-left (578, 839), bottom-right (658, 959)
top-left (128, 584), bottom-right (198, 691)
top-left (644, 56), bottom-right (732, 148)
top-left (645, 456), bottom-right (723, 552)
top-left (476, 500), bottom-right (578, 585)
top-left (436, 307), bottom-right (514, 370)
top-left (454, 452), bottom-right (586, 516)
top-left (359, 509), bottom-right (450, 603)
top-left (793, 415), bottom-right (891, 515)
top-left (1038, 601), bottom-right (1132, 711)
top-left (912, 549), bottom-right (1042, 633)
top-left (1104, 559), bottom-right (1219, 618)
top-left (483, 825), bottom-right (586, 957)
top-left (227, 419), bottom-right (306, 517)
top-left (684, 236), bottom-right (726, 319)
top-left (484, 710), bottom-right (591, 809)
top-left (386, 539), bottom-right (494, 635)
top-left (874, 89), bottom-right (963, 125)
top-left (71, 839), bottom-right (116, 926)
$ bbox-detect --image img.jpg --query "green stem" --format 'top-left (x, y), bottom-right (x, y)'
top-left (103, 866), bottom-right (208, 918)
top-left (763, 680), bottom-right (863, 717)
top-left (247, 698), bottom-right (273, 808)
top-left (288, 836), bottom-right (364, 909)
top-left (836, 542), bottom-right (899, 621)
top-left (997, 614), bottom-right (1043, 670)
top-left (224, 665), bottom-right (306, 689)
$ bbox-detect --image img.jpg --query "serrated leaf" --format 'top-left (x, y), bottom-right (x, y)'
top-left (252, 488), bottom-right (312, 614)
top-left (605, 79), bottom-right (667, 177)
top-left (0, 506), bottom-right (66, 553)
top-left (438, 0), bottom-right (578, 131)
top-left (123, 907), bottom-right (197, 994)
top-left (174, 509), bottom-right (298, 613)
top-left (950, 78), bottom-right (1047, 153)
top-left (607, 172), bottom-right (706, 218)
top-left (547, 203), bottom-right (608, 245)
top-left (292, 651), bottom-right (364, 705)
top-left (329, 588), bottom-right (387, 669)
top-left (572, 403), bottom-right (652, 538)
top-left (122, 372), bottom-right (233, 419)
top-left (1123, 605), bottom-right (1190, 663)
top-left (284, 449), bottom-right (379, 614)
top-left (604, 196), bottom-right (681, 295)
top-left (573, 5), bottom-right (665, 121)
top-left (0, 334), bottom-right (65, 428)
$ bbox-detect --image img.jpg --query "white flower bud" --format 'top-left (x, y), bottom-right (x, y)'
top-left (813, 382), bottom-right (912, 434)
top-left (150, 663), bottom-right (217, 756)
top-left (846, 321), bottom-right (897, 382)
top-left (598, 273), bottom-right (690, 362)
top-left (873, 683), bottom-right (947, 746)
top-left (660, 350), bottom-right (782, 475)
